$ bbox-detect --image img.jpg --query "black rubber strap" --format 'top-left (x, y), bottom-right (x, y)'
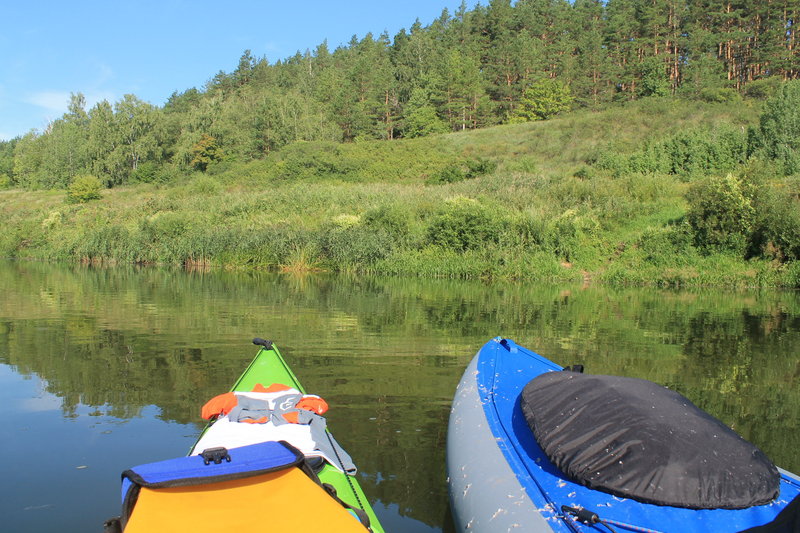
top-left (322, 482), bottom-right (372, 532)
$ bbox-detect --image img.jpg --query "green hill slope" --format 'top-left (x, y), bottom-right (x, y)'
top-left (2, 97), bottom-right (799, 288)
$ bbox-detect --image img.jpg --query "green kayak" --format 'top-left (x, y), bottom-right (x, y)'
top-left (221, 338), bottom-right (385, 532)
top-left (106, 338), bottom-right (384, 533)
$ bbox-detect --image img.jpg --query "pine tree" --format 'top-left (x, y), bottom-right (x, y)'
top-left (606, 0), bottom-right (644, 98)
top-left (440, 49), bottom-right (488, 130)
top-left (401, 87), bottom-right (449, 137)
top-left (571, 0), bottom-right (614, 105)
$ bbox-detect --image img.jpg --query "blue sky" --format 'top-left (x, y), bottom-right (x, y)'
top-left (0, 1), bottom-right (474, 141)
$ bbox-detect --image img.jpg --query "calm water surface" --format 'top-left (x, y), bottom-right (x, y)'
top-left (0, 260), bottom-right (798, 532)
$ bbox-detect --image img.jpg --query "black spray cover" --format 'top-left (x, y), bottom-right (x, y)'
top-left (520, 371), bottom-right (780, 509)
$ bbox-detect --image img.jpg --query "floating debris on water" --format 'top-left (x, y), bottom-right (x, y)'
top-left (24, 504), bottom-right (54, 511)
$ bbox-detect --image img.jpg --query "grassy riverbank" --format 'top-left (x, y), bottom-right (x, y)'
top-left (3, 97), bottom-right (799, 288)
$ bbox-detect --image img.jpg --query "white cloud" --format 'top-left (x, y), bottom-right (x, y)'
top-left (24, 89), bottom-right (117, 116)
top-left (23, 62), bottom-right (118, 118)
top-left (24, 90), bottom-right (72, 113)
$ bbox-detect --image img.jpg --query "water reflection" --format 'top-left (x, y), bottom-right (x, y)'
top-left (0, 260), bottom-right (798, 532)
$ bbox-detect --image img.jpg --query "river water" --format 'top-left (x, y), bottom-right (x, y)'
top-left (0, 260), bottom-right (797, 532)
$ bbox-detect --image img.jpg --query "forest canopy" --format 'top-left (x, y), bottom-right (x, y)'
top-left (0, 0), bottom-right (798, 190)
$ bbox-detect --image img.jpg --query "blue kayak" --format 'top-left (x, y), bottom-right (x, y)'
top-left (447, 337), bottom-right (800, 532)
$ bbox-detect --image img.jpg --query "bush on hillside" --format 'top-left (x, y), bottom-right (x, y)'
top-left (512, 79), bottom-right (573, 122)
top-left (550, 210), bottom-right (601, 262)
top-left (637, 223), bottom-right (695, 265)
top-left (685, 158), bottom-right (800, 262)
top-left (466, 157), bottom-right (498, 177)
top-left (66, 175), bottom-right (103, 203)
top-left (686, 174), bottom-right (754, 255)
top-left (131, 161), bottom-right (179, 184)
top-left (274, 141), bottom-right (362, 181)
top-left (665, 127), bottom-right (748, 176)
top-left (429, 157), bottom-right (497, 184)
top-left (594, 81), bottom-right (798, 181)
top-left (747, 181), bottom-right (800, 261)
top-left (510, 212), bottom-right (551, 249)
top-left (426, 198), bottom-right (507, 252)
top-left (593, 126), bottom-right (748, 178)
top-left (362, 205), bottom-right (414, 245)
top-left (744, 77), bottom-right (782, 99)
top-left (698, 87), bottom-right (742, 103)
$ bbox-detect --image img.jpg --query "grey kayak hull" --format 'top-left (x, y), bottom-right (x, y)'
top-left (446, 353), bottom-right (554, 533)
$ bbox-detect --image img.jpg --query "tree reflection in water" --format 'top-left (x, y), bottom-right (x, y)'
top-left (0, 260), bottom-right (797, 531)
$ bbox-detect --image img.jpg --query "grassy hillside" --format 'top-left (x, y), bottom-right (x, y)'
top-left (3, 97), bottom-right (799, 288)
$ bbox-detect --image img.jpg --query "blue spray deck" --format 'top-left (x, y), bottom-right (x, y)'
top-left (475, 337), bottom-right (800, 533)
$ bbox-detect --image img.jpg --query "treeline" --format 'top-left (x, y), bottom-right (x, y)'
top-left (1, 0), bottom-right (799, 190)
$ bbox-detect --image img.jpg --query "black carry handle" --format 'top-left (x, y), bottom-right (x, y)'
top-left (252, 338), bottom-right (273, 349)
top-left (200, 447), bottom-right (232, 465)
